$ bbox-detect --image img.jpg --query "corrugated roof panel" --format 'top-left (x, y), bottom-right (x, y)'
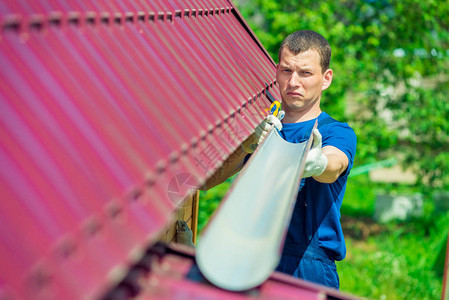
top-left (121, 26), bottom-right (201, 152)
top-left (197, 14), bottom-right (259, 100)
top-left (1, 28), bottom-right (147, 298)
top-left (21, 32), bottom-right (137, 188)
top-left (176, 16), bottom-right (246, 107)
top-left (135, 244), bottom-right (358, 300)
top-left (0, 1), bottom-right (279, 298)
top-left (163, 20), bottom-right (236, 119)
top-left (76, 24), bottom-right (184, 163)
top-left (145, 21), bottom-right (223, 128)
top-left (225, 14), bottom-right (275, 81)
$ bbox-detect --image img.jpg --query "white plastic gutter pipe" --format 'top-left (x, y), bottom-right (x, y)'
top-left (196, 124), bottom-right (315, 291)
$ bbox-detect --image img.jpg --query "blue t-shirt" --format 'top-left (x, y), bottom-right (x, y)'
top-left (280, 112), bottom-right (357, 261)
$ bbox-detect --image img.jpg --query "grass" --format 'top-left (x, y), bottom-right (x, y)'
top-left (338, 174), bottom-right (447, 299)
top-left (197, 173), bottom-right (448, 299)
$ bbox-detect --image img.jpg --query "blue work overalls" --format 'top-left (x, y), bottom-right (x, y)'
top-left (276, 116), bottom-right (340, 289)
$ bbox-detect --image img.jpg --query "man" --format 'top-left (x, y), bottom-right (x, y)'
top-left (204, 30), bottom-right (356, 289)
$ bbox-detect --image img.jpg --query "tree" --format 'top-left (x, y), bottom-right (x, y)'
top-left (234, 0), bottom-right (449, 189)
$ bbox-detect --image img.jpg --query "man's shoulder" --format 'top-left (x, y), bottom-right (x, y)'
top-left (319, 113), bottom-right (356, 151)
top-left (318, 114), bottom-right (357, 172)
top-left (318, 113), bottom-right (355, 134)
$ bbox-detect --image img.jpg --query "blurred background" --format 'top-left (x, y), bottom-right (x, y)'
top-left (199, 0), bottom-right (449, 299)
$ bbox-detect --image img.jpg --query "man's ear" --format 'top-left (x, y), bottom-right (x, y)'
top-left (322, 68), bottom-right (333, 91)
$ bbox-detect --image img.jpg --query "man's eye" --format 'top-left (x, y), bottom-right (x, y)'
top-left (283, 69), bottom-right (292, 73)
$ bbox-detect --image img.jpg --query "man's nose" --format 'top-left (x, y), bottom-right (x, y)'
top-left (287, 72), bottom-right (300, 88)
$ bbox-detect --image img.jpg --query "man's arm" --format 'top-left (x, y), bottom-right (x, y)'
top-left (302, 128), bottom-right (351, 183)
top-left (201, 114), bottom-right (284, 190)
top-left (313, 145), bottom-right (349, 184)
top-left (201, 143), bottom-right (248, 190)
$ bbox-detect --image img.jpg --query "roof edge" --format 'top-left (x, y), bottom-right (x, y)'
top-left (226, 0), bottom-right (276, 67)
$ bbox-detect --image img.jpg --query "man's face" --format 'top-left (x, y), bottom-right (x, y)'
top-left (276, 48), bottom-right (332, 115)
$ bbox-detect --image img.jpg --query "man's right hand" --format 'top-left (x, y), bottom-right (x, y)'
top-left (242, 114), bottom-right (283, 154)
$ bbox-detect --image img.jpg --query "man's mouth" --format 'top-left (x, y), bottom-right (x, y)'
top-left (286, 91), bottom-right (302, 97)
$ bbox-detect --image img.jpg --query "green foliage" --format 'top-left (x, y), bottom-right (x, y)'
top-left (390, 84), bottom-right (449, 189)
top-left (234, 0), bottom-right (449, 189)
top-left (198, 177), bottom-right (234, 235)
top-left (341, 174), bottom-right (377, 217)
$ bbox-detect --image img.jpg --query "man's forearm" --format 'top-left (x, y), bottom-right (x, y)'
top-left (313, 146), bottom-right (349, 184)
top-left (201, 121), bottom-right (276, 190)
top-left (201, 145), bottom-right (248, 190)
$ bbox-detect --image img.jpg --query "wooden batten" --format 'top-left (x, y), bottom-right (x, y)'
top-left (158, 190), bottom-right (199, 245)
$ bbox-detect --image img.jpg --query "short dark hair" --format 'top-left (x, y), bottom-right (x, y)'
top-left (278, 30), bottom-right (331, 73)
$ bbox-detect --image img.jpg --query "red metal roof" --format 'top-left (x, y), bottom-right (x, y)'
top-left (0, 0), bottom-right (285, 298)
top-left (106, 243), bottom-right (359, 300)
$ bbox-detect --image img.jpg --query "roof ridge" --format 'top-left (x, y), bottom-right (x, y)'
top-left (1, 7), bottom-right (234, 35)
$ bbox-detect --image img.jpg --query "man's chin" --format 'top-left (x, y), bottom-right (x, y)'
top-left (283, 101), bottom-right (306, 111)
